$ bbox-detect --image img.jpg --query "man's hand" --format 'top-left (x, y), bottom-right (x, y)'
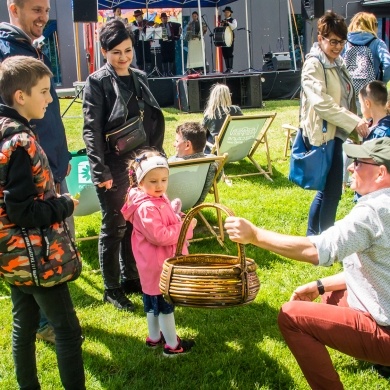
top-left (224, 216), bottom-right (257, 245)
top-left (290, 281), bottom-right (319, 302)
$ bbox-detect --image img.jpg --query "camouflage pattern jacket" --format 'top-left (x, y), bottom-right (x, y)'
top-left (0, 105), bottom-right (81, 287)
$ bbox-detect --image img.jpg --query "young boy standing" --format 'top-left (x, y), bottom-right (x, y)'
top-left (359, 80), bottom-right (390, 140)
top-left (0, 56), bottom-right (85, 389)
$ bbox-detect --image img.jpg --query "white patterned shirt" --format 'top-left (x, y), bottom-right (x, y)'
top-left (309, 188), bottom-right (390, 326)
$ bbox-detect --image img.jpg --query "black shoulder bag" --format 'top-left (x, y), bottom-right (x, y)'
top-left (105, 72), bottom-right (147, 155)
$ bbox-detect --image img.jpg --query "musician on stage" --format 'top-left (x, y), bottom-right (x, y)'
top-left (107, 7), bottom-right (128, 25)
top-left (132, 9), bottom-right (152, 73)
top-left (186, 11), bottom-right (207, 73)
top-left (158, 12), bottom-right (181, 76)
top-left (220, 6), bottom-right (237, 73)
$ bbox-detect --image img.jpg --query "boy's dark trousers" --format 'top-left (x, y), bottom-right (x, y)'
top-left (10, 283), bottom-right (85, 389)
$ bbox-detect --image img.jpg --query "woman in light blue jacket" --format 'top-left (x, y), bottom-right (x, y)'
top-left (345, 12), bottom-right (390, 107)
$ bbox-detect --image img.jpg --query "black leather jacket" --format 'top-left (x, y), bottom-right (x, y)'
top-left (82, 64), bottom-right (165, 184)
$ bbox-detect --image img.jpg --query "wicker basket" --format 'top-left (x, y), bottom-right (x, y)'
top-left (159, 203), bottom-right (260, 308)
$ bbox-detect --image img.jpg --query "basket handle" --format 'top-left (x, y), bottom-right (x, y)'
top-left (176, 202), bottom-right (246, 269)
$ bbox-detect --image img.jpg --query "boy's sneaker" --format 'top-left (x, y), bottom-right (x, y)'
top-left (36, 324), bottom-right (56, 344)
top-left (103, 288), bottom-right (135, 312)
top-left (146, 332), bottom-right (165, 349)
top-left (163, 337), bottom-right (195, 357)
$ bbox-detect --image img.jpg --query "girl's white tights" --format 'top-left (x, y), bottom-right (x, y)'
top-left (146, 312), bottom-right (178, 348)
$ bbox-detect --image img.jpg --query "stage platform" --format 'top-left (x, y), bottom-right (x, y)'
top-left (57, 70), bottom-right (301, 112)
top-left (148, 69), bottom-right (301, 112)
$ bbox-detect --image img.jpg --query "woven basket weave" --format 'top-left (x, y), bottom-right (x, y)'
top-left (159, 203), bottom-right (260, 308)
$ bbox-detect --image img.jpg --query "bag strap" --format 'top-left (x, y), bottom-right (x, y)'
top-left (21, 227), bottom-right (41, 286)
top-left (300, 56), bottom-right (328, 133)
top-left (131, 71), bottom-right (145, 117)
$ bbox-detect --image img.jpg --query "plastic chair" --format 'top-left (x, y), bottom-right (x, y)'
top-left (210, 113), bottom-right (277, 182)
top-left (166, 154), bottom-right (227, 246)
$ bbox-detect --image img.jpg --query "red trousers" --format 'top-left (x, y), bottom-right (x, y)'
top-left (278, 290), bottom-right (390, 389)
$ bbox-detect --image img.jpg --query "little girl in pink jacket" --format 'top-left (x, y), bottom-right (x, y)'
top-left (121, 149), bottom-right (196, 357)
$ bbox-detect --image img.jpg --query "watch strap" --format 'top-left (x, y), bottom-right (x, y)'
top-left (316, 279), bottom-right (325, 295)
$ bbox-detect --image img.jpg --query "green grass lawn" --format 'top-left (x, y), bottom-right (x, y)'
top-left (0, 98), bottom-right (389, 389)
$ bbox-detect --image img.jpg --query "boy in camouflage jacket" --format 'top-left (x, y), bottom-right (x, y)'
top-left (0, 56), bottom-right (85, 389)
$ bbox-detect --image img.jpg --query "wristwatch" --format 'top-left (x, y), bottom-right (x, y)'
top-left (316, 279), bottom-right (325, 295)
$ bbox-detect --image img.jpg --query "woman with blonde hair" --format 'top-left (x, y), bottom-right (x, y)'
top-left (202, 83), bottom-right (242, 152)
top-left (344, 12), bottom-right (390, 103)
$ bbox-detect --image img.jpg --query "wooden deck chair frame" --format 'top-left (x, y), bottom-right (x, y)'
top-left (211, 113), bottom-right (276, 181)
top-left (167, 154), bottom-right (227, 246)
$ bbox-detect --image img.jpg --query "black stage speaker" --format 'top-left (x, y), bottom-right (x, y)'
top-left (302, 0), bottom-right (324, 20)
top-left (271, 57), bottom-right (291, 71)
top-left (73, 0), bottom-right (98, 23)
top-left (262, 52), bottom-right (291, 71)
top-left (175, 75), bottom-right (262, 113)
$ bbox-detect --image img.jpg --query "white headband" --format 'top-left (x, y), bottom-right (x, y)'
top-left (135, 155), bottom-right (169, 183)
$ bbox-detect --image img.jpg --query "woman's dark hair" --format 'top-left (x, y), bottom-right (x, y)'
top-left (317, 10), bottom-right (347, 40)
top-left (99, 19), bottom-right (135, 51)
top-left (192, 11), bottom-right (198, 16)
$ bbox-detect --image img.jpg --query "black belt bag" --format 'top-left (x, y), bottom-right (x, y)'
top-left (105, 114), bottom-right (146, 155)
top-left (105, 71), bottom-right (146, 156)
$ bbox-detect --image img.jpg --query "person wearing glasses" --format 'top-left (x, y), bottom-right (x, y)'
top-left (225, 137), bottom-right (390, 389)
top-left (300, 11), bottom-right (369, 236)
top-left (344, 12), bottom-right (390, 114)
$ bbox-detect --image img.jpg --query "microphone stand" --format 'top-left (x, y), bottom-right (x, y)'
top-left (140, 22), bottom-right (146, 73)
top-left (202, 15), bottom-right (215, 73)
top-left (238, 28), bottom-right (260, 73)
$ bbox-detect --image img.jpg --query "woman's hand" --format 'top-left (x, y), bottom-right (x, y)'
top-left (97, 180), bottom-right (113, 191)
top-left (290, 281), bottom-right (319, 302)
top-left (354, 118), bottom-right (369, 139)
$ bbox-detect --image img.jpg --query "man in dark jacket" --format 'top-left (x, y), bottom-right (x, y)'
top-left (0, 0), bottom-right (71, 193)
top-left (0, 0), bottom-right (72, 344)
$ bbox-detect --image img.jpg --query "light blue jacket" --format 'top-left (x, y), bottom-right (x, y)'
top-left (345, 31), bottom-right (390, 83)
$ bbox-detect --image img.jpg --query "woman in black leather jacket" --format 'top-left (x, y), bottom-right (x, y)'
top-left (83, 20), bottom-right (165, 311)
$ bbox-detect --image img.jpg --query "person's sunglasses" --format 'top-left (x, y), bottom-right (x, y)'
top-left (321, 36), bottom-right (346, 47)
top-left (353, 158), bottom-right (380, 168)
